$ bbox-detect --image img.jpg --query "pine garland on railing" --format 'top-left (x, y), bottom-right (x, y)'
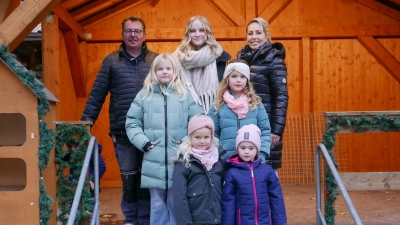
top-left (321, 114), bottom-right (400, 225)
top-left (0, 44), bottom-right (56, 225)
top-left (54, 123), bottom-right (93, 225)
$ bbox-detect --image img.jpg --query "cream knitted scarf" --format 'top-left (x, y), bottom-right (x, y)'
top-left (173, 43), bottom-right (222, 114)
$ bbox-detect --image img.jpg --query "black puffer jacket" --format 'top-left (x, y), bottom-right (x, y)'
top-left (217, 51), bottom-right (232, 82)
top-left (81, 43), bottom-right (157, 141)
top-left (238, 42), bottom-right (289, 169)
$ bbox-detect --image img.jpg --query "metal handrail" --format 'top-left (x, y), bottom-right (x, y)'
top-left (67, 136), bottom-right (100, 225)
top-left (315, 143), bottom-right (362, 225)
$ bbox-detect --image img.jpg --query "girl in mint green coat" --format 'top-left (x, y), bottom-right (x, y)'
top-left (126, 53), bottom-right (203, 225)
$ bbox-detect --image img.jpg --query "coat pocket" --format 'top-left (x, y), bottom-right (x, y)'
top-left (186, 189), bottom-right (204, 216)
top-left (186, 189), bottom-right (203, 198)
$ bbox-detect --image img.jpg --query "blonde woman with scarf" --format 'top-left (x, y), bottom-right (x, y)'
top-left (173, 15), bottom-right (231, 114)
top-left (209, 60), bottom-right (271, 162)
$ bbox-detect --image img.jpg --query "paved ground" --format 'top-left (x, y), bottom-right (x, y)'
top-left (81, 184), bottom-right (400, 224)
top-left (282, 184), bottom-right (400, 225)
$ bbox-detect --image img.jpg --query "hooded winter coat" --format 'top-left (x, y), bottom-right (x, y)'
top-left (125, 83), bottom-right (203, 189)
top-left (173, 153), bottom-right (224, 225)
top-left (238, 42), bottom-right (289, 169)
top-left (222, 154), bottom-right (287, 225)
top-left (209, 98), bottom-right (271, 162)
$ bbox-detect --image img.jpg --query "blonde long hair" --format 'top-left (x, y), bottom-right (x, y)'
top-left (141, 53), bottom-right (187, 101)
top-left (213, 61), bottom-right (261, 111)
top-left (176, 115), bottom-right (218, 168)
top-left (179, 15), bottom-right (220, 56)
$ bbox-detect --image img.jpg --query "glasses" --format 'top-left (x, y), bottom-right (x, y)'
top-left (123, 29), bottom-right (143, 37)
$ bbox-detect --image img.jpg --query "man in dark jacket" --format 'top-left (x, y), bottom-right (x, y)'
top-left (81, 16), bottom-right (157, 225)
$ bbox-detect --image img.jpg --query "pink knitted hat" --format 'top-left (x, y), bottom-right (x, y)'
top-left (188, 115), bottom-right (215, 136)
top-left (236, 124), bottom-right (261, 152)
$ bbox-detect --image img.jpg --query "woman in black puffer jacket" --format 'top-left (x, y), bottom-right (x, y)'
top-left (237, 17), bottom-right (289, 171)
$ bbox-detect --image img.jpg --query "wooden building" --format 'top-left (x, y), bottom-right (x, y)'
top-left (0, 57), bottom-right (59, 224)
top-left (0, 1), bottom-right (399, 221)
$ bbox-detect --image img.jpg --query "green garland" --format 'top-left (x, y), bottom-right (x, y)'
top-left (321, 114), bottom-right (400, 225)
top-left (0, 44), bottom-right (55, 225)
top-left (54, 123), bottom-right (93, 225)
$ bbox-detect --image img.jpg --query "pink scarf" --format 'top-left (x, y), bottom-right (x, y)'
top-left (190, 147), bottom-right (219, 171)
top-left (223, 90), bottom-right (249, 119)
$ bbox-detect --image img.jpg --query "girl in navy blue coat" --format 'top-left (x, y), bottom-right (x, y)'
top-left (222, 124), bottom-right (287, 225)
top-left (173, 115), bottom-right (224, 225)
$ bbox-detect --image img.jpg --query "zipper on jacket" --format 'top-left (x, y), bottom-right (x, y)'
top-left (164, 94), bottom-right (168, 190)
top-left (238, 208), bottom-right (241, 225)
top-left (269, 206), bottom-right (272, 225)
top-left (247, 163), bottom-right (259, 225)
top-left (130, 57), bottom-right (138, 92)
top-left (237, 115), bottom-right (240, 131)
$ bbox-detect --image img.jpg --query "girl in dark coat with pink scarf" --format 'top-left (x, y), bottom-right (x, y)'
top-left (173, 115), bottom-right (224, 225)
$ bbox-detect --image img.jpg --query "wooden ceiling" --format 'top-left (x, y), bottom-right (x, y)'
top-left (61, 0), bottom-right (400, 30)
top-left (55, 0), bottom-right (166, 29)
top-left (1, 0), bottom-right (399, 51)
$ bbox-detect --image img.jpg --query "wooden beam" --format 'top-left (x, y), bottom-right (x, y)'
top-left (353, 0), bottom-right (400, 21)
top-left (41, 14), bottom-right (59, 224)
top-left (42, 14), bottom-right (60, 98)
top-left (71, 0), bottom-right (123, 22)
top-left (81, 0), bottom-right (148, 29)
top-left (52, 4), bottom-right (85, 40)
top-left (354, 0), bottom-right (390, 11)
top-left (245, 0), bottom-right (256, 22)
top-left (270, 25), bottom-right (400, 38)
top-left (211, 0), bottom-right (246, 26)
top-left (3, 0), bottom-right (20, 21)
top-left (0, 0), bottom-right (62, 52)
top-left (391, 0), bottom-right (400, 5)
top-left (0, 0), bottom-right (11, 22)
top-left (357, 36), bottom-right (400, 83)
top-left (340, 172), bottom-right (400, 191)
top-left (84, 25), bottom-right (400, 42)
top-left (259, 0), bottom-right (293, 24)
top-left (300, 37), bottom-right (311, 113)
top-left (58, 0), bottom-right (90, 11)
top-left (63, 30), bottom-right (86, 97)
top-left (150, 0), bottom-right (161, 7)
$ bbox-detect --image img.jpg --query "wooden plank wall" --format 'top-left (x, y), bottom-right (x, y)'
top-left (51, 0), bottom-right (400, 186)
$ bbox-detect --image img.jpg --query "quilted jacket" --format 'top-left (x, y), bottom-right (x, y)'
top-left (237, 42), bottom-right (289, 169)
top-left (81, 43), bottom-right (157, 142)
top-left (222, 154), bottom-right (287, 225)
top-left (125, 83), bottom-right (203, 189)
top-left (209, 99), bottom-right (271, 162)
